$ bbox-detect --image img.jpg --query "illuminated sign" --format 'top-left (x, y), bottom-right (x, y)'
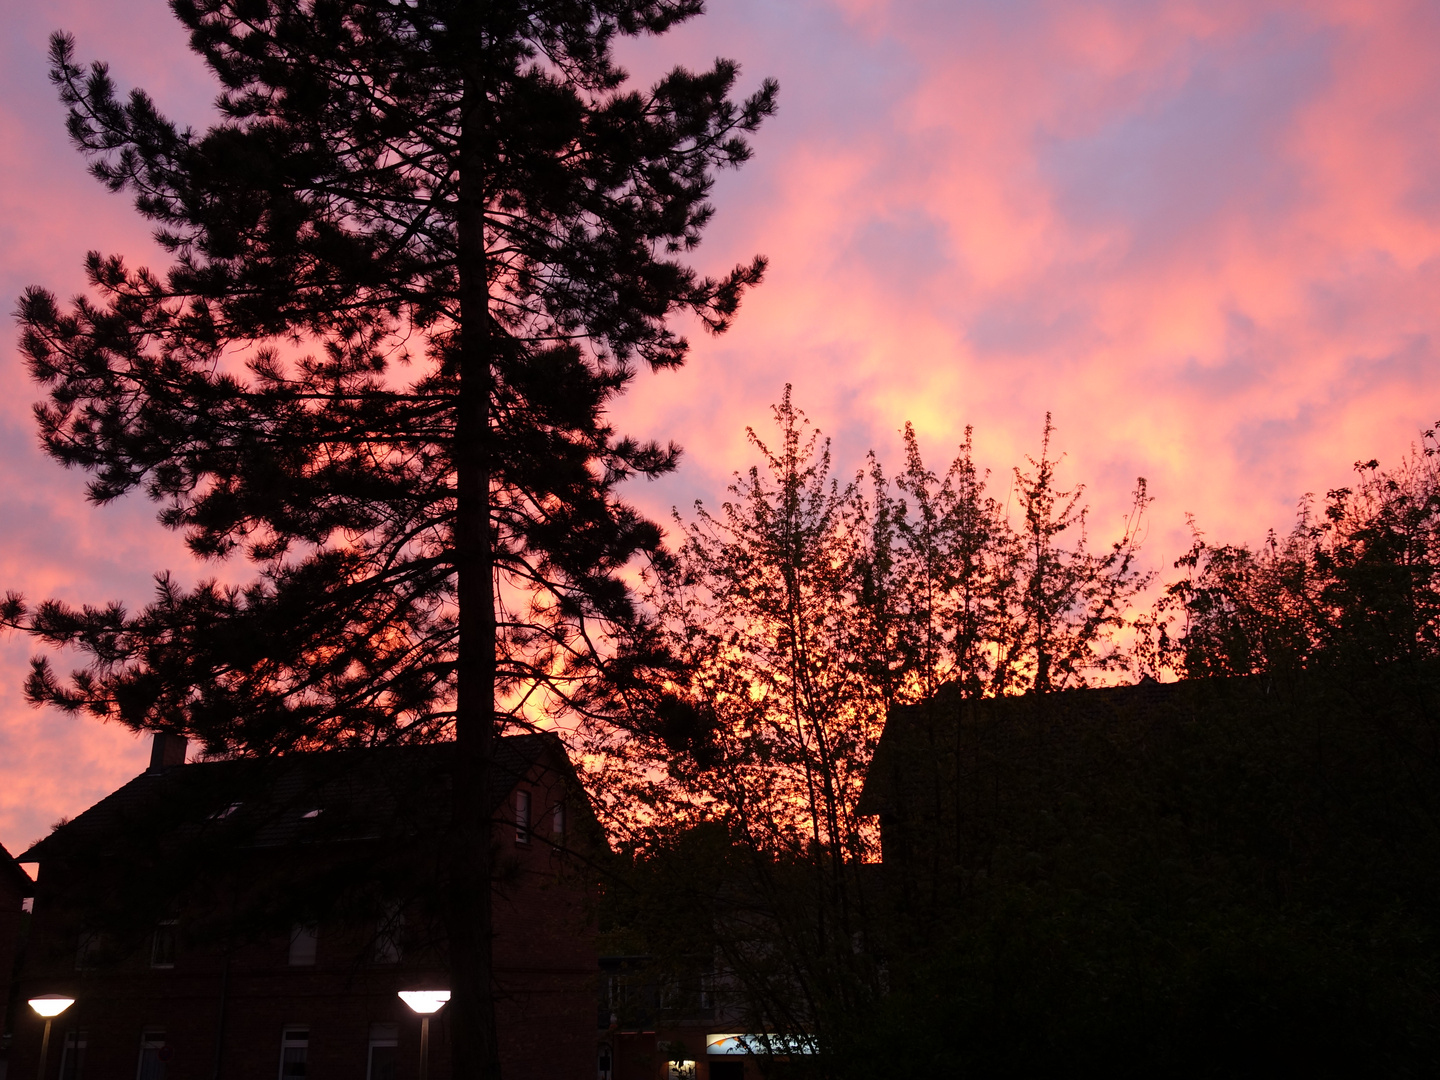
top-left (705, 1034), bottom-right (816, 1056)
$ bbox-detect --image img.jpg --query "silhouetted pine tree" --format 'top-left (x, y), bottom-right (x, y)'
top-left (4, 3), bottom-right (774, 1073)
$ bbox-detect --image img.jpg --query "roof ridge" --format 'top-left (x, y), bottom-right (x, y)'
top-left (19, 734), bottom-right (565, 864)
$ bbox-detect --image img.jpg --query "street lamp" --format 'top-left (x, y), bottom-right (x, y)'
top-left (398, 990), bottom-right (449, 1080)
top-left (28, 995), bottom-right (74, 1080)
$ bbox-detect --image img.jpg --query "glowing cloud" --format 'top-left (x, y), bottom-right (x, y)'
top-left (7, 0), bottom-right (1440, 849)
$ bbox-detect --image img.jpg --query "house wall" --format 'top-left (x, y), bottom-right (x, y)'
top-left (0, 859), bottom-right (25, 1000)
top-left (490, 755), bottom-right (599, 1080)
top-left (10, 754), bottom-right (598, 1080)
top-left (0, 853), bottom-right (29, 1080)
top-left (605, 1026), bottom-right (760, 1080)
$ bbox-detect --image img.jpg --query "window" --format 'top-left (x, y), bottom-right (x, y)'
top-left (553, 800), bottom-right (565, 838)
top-left (59, 1030), bottom-right (87, 1080)
top-left (75, 932), bottom-right (102, 970)
top-left (708, 1065), bottom-right (744, 1080)
top-left (374, 904), bottom-right (403, 964)
top-left (135, 1029), bottom-right (166, 1080)
top-left (277, 1026), bottom-right (308, 1079)
top-left (366, 1023), bottom-right (399, 1080)
top-left (515, 789), bottom-right (531, 844)
top-left (210, 801), bottom-right (242, 820)
top-left (151, 920), bottom-right (177, 969)
top-left (288, 924), bottom-right (318, 966)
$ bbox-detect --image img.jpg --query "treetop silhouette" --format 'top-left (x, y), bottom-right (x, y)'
top-left (6, 3), bottom-right (775, 1074)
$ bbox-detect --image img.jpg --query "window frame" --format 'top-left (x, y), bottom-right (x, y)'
top-left (135, 1028), bottom-right (166, 1080)
top-left (75, 931), bottom-right (101, 971)
top-left (373, 903), bottom-right (403, 965)
top-left (59, 1029), bottom-right (87, 1080)
top-left (515, 788), bottom-right (531, 845)
top-left (288, 923), bottom-right (318, 966)
top-left (150, 919), bottom-right (178, 969)
top-left (366, 1022), bottom-right (399, 1080)
top-left (277, 1025), bottom-right (309, 1080)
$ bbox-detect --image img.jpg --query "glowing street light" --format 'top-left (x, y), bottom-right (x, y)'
top-left (27, 995), bottom-right (73, 1018)
top-left (397, 990), bottom-right (450, 1014)
top-left (28, 995), bottom-right (74, 1080)
top-left (398, 989), bottom-right (449, 1080)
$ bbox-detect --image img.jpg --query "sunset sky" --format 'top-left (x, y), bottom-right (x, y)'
top-left (5, 0), bottom-right (1440, 856)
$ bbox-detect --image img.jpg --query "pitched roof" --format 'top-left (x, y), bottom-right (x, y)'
top-left (20, 735), bottom-right (570, 865)
top-left (858, 666), bottom-right (1440, 819)
top-left (857, 676), bottom-right (1197, 816)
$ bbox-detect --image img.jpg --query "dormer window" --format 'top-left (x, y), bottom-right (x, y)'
top-left (75, 931), bottom-right (102, 970)
top-left (515, 790), bottom-right (531, 845)
top-left (151, 920), bottom-right (178, 969)
top-left (288, 924), bottom-right (318, 966)
top-left (374, 903), bottom-right (403, 964)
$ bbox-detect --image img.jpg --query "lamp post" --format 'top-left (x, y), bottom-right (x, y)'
top-left (398, 990), bottom-right (449, 1080)
top-left (28, 995), bottom-right (74, 1080)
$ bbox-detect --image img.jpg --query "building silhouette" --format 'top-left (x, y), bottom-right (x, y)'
top-left (6, 733), bottom-right (597, 1079)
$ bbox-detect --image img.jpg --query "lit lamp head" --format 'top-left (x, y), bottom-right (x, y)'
top-left (28, 995), bottom-right (75, 1018)
top-left (398, 990), bottom-right (450, 1015)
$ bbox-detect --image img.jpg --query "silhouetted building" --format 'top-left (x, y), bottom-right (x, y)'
top-left (9, 733), bottom-right (599, 1079)
top-left (1, 839), bottom-right (34, 1079)
top-left (855, 671), bottom-right (1440, 1074)
top-left (857, 672), bottom-right (1440, 876)
top-left (596, 953), bottom-right (760, 1080)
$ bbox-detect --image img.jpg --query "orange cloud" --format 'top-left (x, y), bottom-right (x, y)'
top-left (9, 0), bottom-right (1440, 850)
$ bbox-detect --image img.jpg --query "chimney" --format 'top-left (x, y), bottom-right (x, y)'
top-left (148, 732), bottom-right (188, 773)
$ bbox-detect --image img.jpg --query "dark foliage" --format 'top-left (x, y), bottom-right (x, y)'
top-left (7, 2), bottom-right (775, 748)
top-left (5, 3), bottom-right (774, 1073)
top-left (1153, 430), bottom-right (1440, 678)
top-left (851, 672), bottom-right (1440, 1078)
top-left (602, 397), bottom-right (1155, 1077)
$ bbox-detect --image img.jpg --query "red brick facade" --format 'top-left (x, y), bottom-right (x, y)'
top-left (1, 841), bottom-right (32, 1076)
top-left (7, 737), bottom-right (598, 1080)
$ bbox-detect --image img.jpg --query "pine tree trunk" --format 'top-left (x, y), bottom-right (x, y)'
top-left (451, 57), bottom-right (503, 1080)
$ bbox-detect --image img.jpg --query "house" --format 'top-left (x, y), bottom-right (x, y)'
top-left (1, 839), bottom-right (34, 1079)
top-left (596, 953), bottom-right (754, 1080)
top-left (859, 670), bottom-right (1440, 877)
top-left (9, 732), bottom-right (600, 1079)
top-left (854, 670), bottom-right (1440, 1073)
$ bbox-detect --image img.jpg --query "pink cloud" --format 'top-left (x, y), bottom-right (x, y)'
top-left (9, 0), bottom-right (1440, 850)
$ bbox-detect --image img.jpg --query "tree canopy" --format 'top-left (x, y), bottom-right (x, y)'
top-left (6, 2), bottom-right (775, 1073)
top-left (1153, 429), bottom-right (1440, 677)
top-left (10, 1), bottom-right (775, 750)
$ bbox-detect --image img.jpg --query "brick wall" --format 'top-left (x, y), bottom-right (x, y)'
top-left (10, 754), bottom-right (599, 1079)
